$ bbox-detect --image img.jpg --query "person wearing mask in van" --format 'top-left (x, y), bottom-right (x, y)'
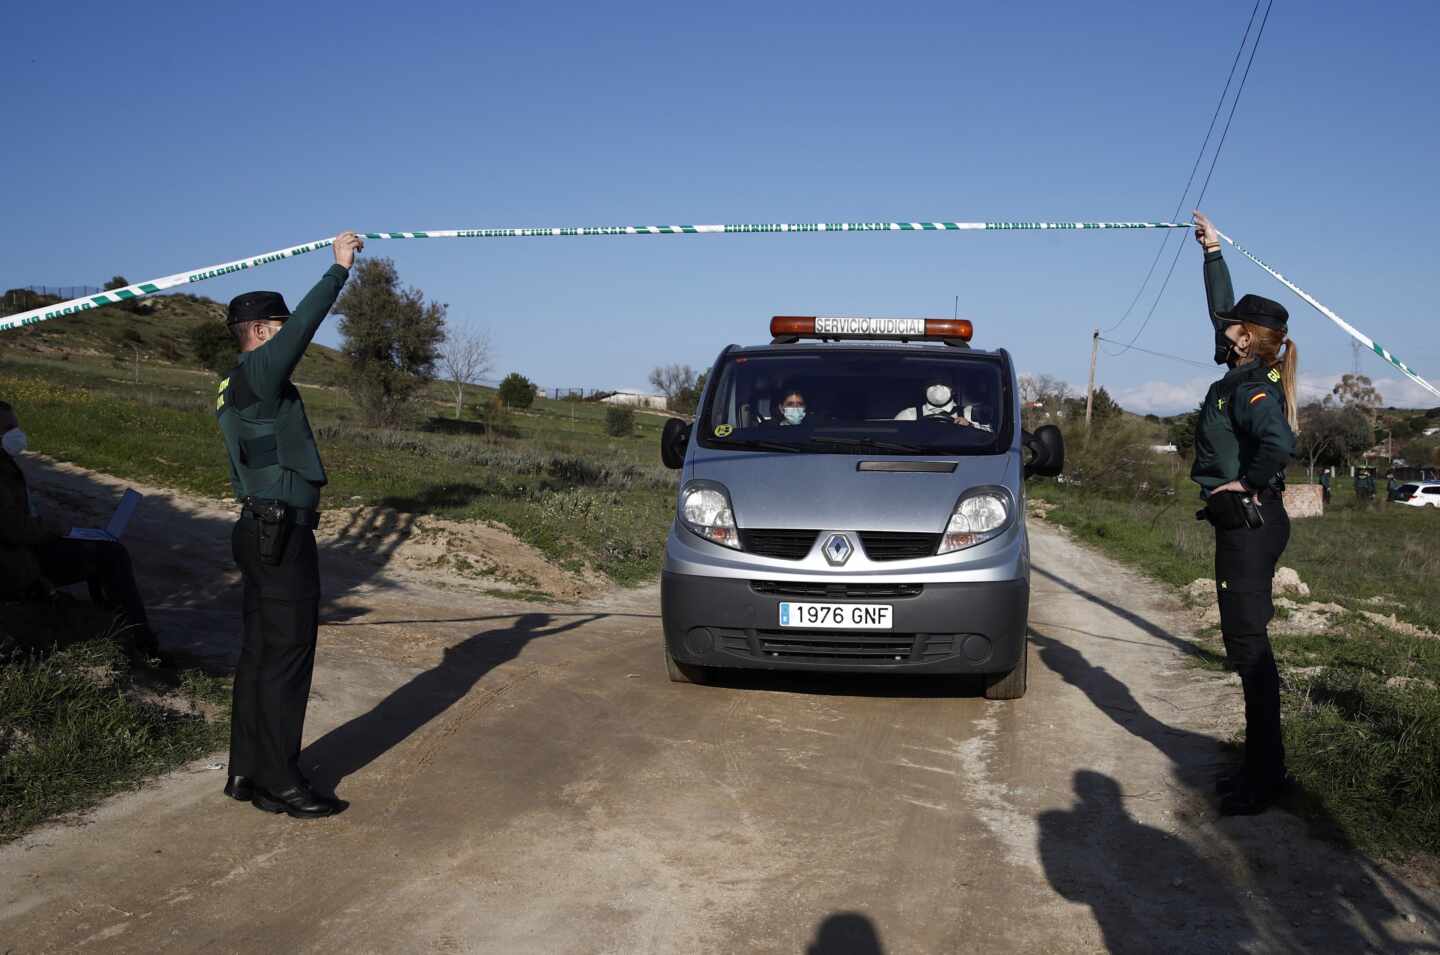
top-left (894, 377), bottom-right (987, 430)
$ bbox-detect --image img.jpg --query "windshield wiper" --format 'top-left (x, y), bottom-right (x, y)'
top-left (717, 438), bottom-right (805, 453)
top-left (803, 435), bottom-right (934, 454)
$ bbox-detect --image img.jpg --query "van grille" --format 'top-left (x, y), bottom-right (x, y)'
top-left (739, 529), bottom-right (818, 560)
top-left (715, 629), bottom-right (961, 665)
top-left (857, 531), bottom-right (941, 561)
top-left (750, 580), bottom-right (924, 599)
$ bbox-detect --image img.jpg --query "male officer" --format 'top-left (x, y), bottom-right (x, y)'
top-left (217, 231), bottom-right (362, 819)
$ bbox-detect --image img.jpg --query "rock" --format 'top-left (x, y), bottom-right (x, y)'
top-left (1284, 484), bottom-right (1324, 518)
top-left (1385, 676), bottom-right (1439, 691)
top-left (1360, 611), bottom-right (1440, 641)
top-left (1272, 567), bottom-right (1310, 597)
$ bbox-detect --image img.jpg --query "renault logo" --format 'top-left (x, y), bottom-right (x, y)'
top-left (822, 533), bottom-right (853, 567)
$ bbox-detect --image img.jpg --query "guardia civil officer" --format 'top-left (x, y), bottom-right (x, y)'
top-left (1191, 211), bottom-right (1298, 815)
top-left (216, 231), bottom-right (363, 819)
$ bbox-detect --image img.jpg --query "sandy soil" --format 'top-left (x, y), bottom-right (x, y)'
top-left (1, 459), bottom-right (1437, 954)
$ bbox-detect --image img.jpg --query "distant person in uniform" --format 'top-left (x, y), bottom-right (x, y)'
top-left (215, 231), bottom-right (363, 819)
top-left (1354, 467), bottom-right (1376, 502)
top-left (0, 400), bottom-right (169, 665)
top-left (1191, 211), bottom-right (1298, 815)
top-left (1319, 468), bottom-right (1332, 505)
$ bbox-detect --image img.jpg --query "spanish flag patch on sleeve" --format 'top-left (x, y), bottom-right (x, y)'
top-left (1249, 391), bottom-right (1268, 405)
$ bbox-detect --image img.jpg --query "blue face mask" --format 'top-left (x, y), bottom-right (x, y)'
top-left (782, 406), bottom-right (806, 425)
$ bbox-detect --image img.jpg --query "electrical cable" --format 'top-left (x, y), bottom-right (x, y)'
top-left (1107, 0), bottom-right (1275, 357)
top-left (1103, 0), bottom-right (1262, 336)
top-left (1096, 337), bottom-right (1212, 369)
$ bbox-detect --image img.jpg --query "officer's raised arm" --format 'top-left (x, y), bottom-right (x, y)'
top-left (1194, 210), bottom-right (1235, 353)
top-left (243, 231), bottom-right (363, 395)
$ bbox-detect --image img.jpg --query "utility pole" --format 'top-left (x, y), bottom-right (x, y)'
top-left (1085, 328), bottom-right (1099, 430)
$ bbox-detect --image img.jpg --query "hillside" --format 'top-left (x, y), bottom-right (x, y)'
top-left (1, 290), bottom-right (346, 385)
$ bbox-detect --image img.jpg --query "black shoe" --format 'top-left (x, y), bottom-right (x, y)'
top-left (1219, 774), bottom-right (1291, 816)
top-left (223, 775), bottom-right (254, 801)
top-left (251, 784), bottom-right (347, 819)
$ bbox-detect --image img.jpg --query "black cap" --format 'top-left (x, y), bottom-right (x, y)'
top-left (226, 291), bottom-right (291, 326)
top-left (1216, 293), bottom-right (1288, 332)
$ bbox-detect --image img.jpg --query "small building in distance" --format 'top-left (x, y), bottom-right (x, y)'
top-left (602, 390), bottom-right (668, 411)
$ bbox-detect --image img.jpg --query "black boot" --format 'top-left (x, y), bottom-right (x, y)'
top-left (223, 775), bottom-right (254, 801)
top-left (251, 784), bottom-right (347, 819)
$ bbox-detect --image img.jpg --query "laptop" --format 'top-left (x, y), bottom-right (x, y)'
top-left (66, 489), bottom-right (142, 542)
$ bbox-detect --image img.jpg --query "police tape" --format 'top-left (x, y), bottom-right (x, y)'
top-left (1216, 230), bottom-right (1440, 400)
top-left (0, 220), bottom-right (1187, 333)
top-left (3, 218), bottom-right (1435, 401)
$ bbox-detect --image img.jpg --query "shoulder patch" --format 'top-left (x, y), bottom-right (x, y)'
top-left (1267, 368), bottom-right (1281, 383)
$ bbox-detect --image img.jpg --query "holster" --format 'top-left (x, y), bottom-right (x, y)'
top-left (1197, 492), bottom-right (1265, 530)
top-left (244, 499), bottom-right (292, 566)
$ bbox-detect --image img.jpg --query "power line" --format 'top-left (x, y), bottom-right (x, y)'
top-left (1096, 336), bottom-right (1212, 369)
top-left (1105, 0), bottom-right (1262, 336)
top-left (1108, 0), bottom-right (1275, 356)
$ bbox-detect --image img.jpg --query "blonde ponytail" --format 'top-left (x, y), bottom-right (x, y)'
top-left (1278, 337), bottom-right (1299, 432)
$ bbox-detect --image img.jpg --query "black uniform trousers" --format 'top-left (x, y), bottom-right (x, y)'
top-left (229, 514), bottom-right (321, 792)
top-left (1213, 495), bottom-right (1291, 786)
top-left (34, 537), bottom-right (151, 636)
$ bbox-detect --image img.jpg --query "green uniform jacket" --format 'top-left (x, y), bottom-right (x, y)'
top-left (215, 265), bottom-right (349, 509)
top-left (1190, 250), bottom-right (1296, 492)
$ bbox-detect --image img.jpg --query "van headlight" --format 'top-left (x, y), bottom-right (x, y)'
top-left (680, 480), bottom-right (741, 549)
top-left (938, 487), bottom-right (1013, 554)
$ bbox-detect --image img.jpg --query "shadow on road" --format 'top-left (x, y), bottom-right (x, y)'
top-left (1032, 562), bottom-right (1438, 953)
top-left (301, 612), bottom-right (604, 794)
top-left (806, 912), bottom-right (885, 954)
top-left (1040, 770), bottom-right (1257, 953)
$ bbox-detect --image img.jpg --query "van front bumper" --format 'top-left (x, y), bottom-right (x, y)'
top-left (661, 571), bottom-right (1028, 675)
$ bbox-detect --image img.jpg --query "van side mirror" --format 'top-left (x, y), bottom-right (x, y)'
top-left (1023, 425), bottom-right (1064, 479)
top-left (660, 418), bottom-right (692, 469)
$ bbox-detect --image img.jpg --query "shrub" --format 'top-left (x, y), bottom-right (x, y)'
top-left (605, 406), bottom-right (635, 437)
top-left (188, 322), bottom-right (238, 375)
top-left (498, 372), bottom-right (536, 409)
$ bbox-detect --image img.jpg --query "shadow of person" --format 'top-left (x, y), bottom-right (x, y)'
top-left (301, 612), bottom-right (604, 795)
top-left (806, 912), bottom-right (885, 955)
top-left (1029, 630), bottom-right (1230, 789)
top-left (1039, 770), bottom-right (1257, 954)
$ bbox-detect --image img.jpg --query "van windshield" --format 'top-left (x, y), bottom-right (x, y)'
top-left (698, 348), bottom-right (1010, 455)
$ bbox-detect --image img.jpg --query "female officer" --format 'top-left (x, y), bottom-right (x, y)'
top-left (1192, 210), bottom-right (1299, 815)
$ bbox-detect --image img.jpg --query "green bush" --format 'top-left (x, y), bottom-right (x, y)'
top-left (188, 322), bottom-right (238, 375)
top-left (498, 372), bottom-right (536, 409)
top-left (605, 405), bottom-right (635, 437)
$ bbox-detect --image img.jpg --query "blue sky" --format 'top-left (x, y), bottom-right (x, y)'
top-left (5, 1), bottom-right (1438, 412)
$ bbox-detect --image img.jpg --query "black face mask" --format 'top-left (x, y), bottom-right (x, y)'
top-left (1214, 328), bottom-right (1235, 366)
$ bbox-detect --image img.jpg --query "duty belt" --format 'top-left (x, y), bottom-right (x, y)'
top-left (240, 498), bottom-right (320, 528)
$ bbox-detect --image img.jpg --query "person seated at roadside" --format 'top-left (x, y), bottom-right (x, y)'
top-left (0, 399), bottom-right (171, 667)
top-left (893, 378), bottom-right (991, 431)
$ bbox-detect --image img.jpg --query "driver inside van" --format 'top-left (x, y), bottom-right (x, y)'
top-left (894, 378), bottom-right (984, 429)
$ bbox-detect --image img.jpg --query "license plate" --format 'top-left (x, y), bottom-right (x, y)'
top-left (778, 602), bottom-right (893, 630)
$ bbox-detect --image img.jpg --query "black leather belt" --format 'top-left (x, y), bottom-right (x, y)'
top-left (241, 500), bottom-right (320, 528)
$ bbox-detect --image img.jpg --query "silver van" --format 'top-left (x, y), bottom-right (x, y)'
top-left (658, 316), bottom-right (1063, 699)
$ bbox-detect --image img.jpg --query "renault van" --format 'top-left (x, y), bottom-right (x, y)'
top-left (658, 316), bottom-right (1063, 699)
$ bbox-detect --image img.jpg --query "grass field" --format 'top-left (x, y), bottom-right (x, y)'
top-left (0, 350), bottom-right (679, 584)
top-left (1034, 479), bottom-right (1440, 859)
top-left (0, 601), bottom-right (230, 843)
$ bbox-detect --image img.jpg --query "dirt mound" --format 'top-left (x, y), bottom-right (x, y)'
top-left (319, 506), bottom-right (606, 601)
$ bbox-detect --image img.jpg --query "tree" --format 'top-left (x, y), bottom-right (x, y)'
top-left (648, 363), bottom-right (698, 410)
top-left (497, 372), bottom-right (536, 409)
top-left (439, 328), bottom-right (493, 419)
top-left (1166, 410), bottom-right (1199, 457)
top-left (1019, 374), bottom-right (1073, 430)
top-left (1089, 386), bottom-right (1121, 422)
top-left (1296, 401), bottom-right (1373, 478)
top-left (189, 322), bottom-right (238, 375)
top-left (669, 369), bottom-right (709, 416)
top-left (335, 258), bottom-right (447, 427)
top-left (1324, 374), bottom-right (1383, 424)
top-left (103, 275), bottom-right (141, 314)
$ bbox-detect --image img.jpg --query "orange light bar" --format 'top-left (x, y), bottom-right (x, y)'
top-left (770, 316), bottom-right (816, 337)
top-left (770, 316), bottom-right (973, 341)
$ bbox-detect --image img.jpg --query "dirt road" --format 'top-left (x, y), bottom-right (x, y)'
top-left (2, 461), bottom-right (1437, 953)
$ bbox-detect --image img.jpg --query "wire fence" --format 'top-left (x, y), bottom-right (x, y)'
top-left (3, 286), bottom-right (104, 315)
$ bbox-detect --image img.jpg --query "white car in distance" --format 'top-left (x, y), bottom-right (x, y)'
top-left (1395, 482), bottom-right (1440, 508)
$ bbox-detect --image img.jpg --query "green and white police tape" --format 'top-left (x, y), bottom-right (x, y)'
top-left (2, 217), bottom-right (1434, 399)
